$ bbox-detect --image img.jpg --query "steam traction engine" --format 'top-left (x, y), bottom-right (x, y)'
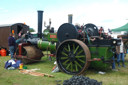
top-left (56, 23), bottom-right (121, 75)
top-left (15, 11), bottom-right (56, 64)
top-left (15, 10), bottom-right (120, 75)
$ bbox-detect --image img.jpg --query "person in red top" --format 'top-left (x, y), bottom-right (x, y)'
top-left (99, 27), bottom-right (104, 37)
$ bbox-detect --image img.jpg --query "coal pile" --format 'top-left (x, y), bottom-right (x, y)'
top-left (63, 75), bottom-right (102, 85)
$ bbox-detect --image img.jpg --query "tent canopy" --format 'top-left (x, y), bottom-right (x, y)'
top-left (111, 23), bottom-right (128, 32)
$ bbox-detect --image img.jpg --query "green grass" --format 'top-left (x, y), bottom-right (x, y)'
top-left (0, 56), bottom-right (72, 85)
top-left (0, 55), bottom-right (128, 85)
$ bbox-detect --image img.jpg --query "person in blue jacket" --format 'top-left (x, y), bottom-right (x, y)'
top-left (8, 33), bottom-right (16, 59)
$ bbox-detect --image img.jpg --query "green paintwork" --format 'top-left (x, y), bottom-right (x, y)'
top-left (37, 40), bottom-right (56, 51)
top-left (89, 47), bottom-right (113, 70)
top-left (43, 29), bottom-right (58, 42)
top-left (42, 29), bottom-right (114, 71)
top-left (43, 29), bottom-right (50, 37)
top-left (47, 33), bottom-right (58, 42)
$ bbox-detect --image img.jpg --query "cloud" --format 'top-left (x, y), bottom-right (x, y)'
top-left (41, 2), bottom-right (128, 31)
top-left (0, 7), bottom-right (8, 13)
top-left (0, 7), bottom-right (3, 10)
top-left (113, 0), bottom-right (119, 3)
top-left (3, 10), bottom-right (8, 12)
top-left (1, 0), bottom-right (128, 32)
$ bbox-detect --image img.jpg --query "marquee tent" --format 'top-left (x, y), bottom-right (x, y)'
top-left (111, 23), bottom-right (128, 32)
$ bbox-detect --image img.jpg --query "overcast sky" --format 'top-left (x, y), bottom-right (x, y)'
top-left (0, 0), bottom-right (128, 32)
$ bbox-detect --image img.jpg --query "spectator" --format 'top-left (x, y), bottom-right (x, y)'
top-left (117, 36), bottom-right (126, 67)
top-left (99, 27), bottom-right (104, 37)
top-left (18, 30), bottom-right (23, 38)
top-left (8, 33), bottom-right (16, 59)
top-left (112, 54), bottom-right (118, 71)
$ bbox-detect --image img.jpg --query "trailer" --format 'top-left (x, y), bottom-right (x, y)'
top-left (0, 23), bottom-right (29, 53)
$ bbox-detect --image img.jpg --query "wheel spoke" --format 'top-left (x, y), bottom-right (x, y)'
top-left (75, 55), bottom-right (85, 58)
top-left (75, 64), bottom-right (78, 71)
top-left (76, 50), bottom-right (83, 56)
top-left (73, 46), bottom-right (79, 54)
top-left (61, 52), bottom-right (68, 57)
top-left (63, 59), bottom-right (69, 65)
top-left (77, 58), bottom-right (85, 63)
top-left (71, 62), bottom-right (73, 72)
top-left (61, 57), bottom-right (68, 60)
top-left (64, 47), bottom-right (69, 52)
top-left (68, 44), bottom-right (71, 51)
top-left (66, 62), bottom-right (71, 69)
top-left (74, 61), bottom-right (82, 68)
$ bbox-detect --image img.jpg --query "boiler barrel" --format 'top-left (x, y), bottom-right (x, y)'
top-left (37, 40), bottom-right (56, 51)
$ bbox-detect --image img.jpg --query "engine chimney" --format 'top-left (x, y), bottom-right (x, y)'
top-left (38, 10), bottom-right (43, 38)
top-left (68, 14), bottom-right (73, 24)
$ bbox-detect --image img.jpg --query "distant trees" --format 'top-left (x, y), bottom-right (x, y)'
top-left (29, 28), bottom-right (35, 32)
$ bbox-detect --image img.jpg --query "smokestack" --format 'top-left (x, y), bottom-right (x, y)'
top-left (37, 10), bottom-right (43, 38)
top-left (68, 14), bottom-right (73, 24)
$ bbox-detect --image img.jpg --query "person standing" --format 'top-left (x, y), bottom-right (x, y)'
top-left (111, 53), bottom-right (118, 71)
top-left (117, 36), bottom-right (126, 67)
top-left (112, 55), bottom-right (116, 70)
top-left (8, 33), bottom-right (16, 59)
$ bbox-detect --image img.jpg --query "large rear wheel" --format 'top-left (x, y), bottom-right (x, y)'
top-left (56, 39), bottom-right (91, 75)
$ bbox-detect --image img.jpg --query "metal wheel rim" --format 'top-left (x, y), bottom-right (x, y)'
top-left (56, 39), bottom-right (91, 75)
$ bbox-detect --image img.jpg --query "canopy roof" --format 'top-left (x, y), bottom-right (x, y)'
top-left (111, 23), bottom-right (128, 32)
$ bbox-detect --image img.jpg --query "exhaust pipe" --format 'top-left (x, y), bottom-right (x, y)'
top-left (68, 14), bottom-right (73, 24)
top-left (37, 10), bottom-right (44, 38)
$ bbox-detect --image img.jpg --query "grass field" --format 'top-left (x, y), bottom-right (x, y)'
top-left (0, 55), bottom-right (128, 85)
